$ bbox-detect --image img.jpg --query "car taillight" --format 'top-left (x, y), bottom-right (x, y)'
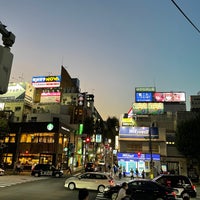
top-left (171, 191), bottom-right (177, 197)
top-left (191, 185), bottom-right (196, 190)
top-left (166, 191), bottom-right (177, 197)
top-left (109, 180), bottom-right (114, 185)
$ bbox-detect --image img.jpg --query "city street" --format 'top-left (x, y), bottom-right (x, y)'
top-left (0, 174), bottom-right (200, 200)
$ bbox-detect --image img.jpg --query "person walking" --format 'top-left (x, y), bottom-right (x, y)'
top-left (118, 166), bottom-right (122, 179)
top-left (130, 168), bottom-right (134, 180)
top-left (116, 182), bottom-right (128, 200)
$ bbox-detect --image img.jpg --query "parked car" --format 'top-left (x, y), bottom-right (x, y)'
top-left (85, 162), bottom-right (95, 172)
top-left (153, 174), bottom-right (197, 198)
top-left (64, 172), bottom-right (115, 193)
top-left (0, 168), bottom-right (5, 176)
top-left (103, 179), bottom-right (177, 200)
top-left (31, 164), bottom-right (63, 177)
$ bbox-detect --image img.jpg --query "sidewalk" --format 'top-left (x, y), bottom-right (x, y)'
top-left (4, 165), bottom-right (84, 176)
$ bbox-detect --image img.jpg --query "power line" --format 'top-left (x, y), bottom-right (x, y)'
top-left (171, 0), bottom-right (200, 34)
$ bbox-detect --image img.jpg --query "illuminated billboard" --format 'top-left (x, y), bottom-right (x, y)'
top-left (121, 117), bottom-right (136, 126)
top-left (135, 87), bottom-right (156, 92)
top-left (148, 103), bottom-right (164, 114)
top-left (119, 126), bottom-right (159, 138)
top-left (132, 103), bottom-right (164, 115)
top-left (135, 92), bottom-right (153, 102)
top-left (132, 103), bottom-right (148, 114)
top-left (40, 92), bottom-right (61, 103)
top-left (32, 75), bottom-right (61, 88)
top-left (154, 92), bottom-right (186, 102)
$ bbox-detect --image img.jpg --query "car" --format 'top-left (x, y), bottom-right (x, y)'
top-left (85, 162), bottom-right (95, 172)
top-left (103, 179), bottom-right (178, 200)
top-left (64, 172), bottom-right (115, 193)
top-left (0, 168), bottom-right (5, 176)
top-left (153, 174), bottom-right (197, 198)
top-left (31, 164), bottom-right (63, 177)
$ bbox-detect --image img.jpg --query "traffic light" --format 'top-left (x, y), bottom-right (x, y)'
top-left (78, 93), bottom-right (85, 106)
top-left (85, 137), bottom-right (91, 143)
top-left (137, 152), bottom-right (141, 158)
top-left (0, 45), bottom-right (13, 94)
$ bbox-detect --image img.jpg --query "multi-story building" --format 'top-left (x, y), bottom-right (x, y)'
top-left (117, 87), bottom-right (188, 177)
top-left (0, 66), bottom-right (101, 170)
top-left (190, 94), bottom-right (200, 112)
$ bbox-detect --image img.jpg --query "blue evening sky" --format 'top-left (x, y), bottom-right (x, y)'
top-left (1, 0), bottom-right (200, 120)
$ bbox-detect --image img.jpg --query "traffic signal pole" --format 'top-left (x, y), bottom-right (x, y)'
top-left (0, 22), bottom-right (15, 94)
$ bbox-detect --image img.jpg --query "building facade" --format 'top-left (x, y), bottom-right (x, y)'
top-left (0, 66), bottom-right (101, 170)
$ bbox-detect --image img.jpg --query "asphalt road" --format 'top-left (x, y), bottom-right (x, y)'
top-left (0, 174), bottom-right (200, 200)
top-left (0, 175), bottom-right (98, 200)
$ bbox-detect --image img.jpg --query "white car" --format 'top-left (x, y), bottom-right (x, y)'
top-left (64, 172), bottom-right (115, 193)
top-left (0, 168), bottom-right (5, 176)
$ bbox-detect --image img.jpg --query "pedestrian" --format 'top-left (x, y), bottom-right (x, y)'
top-left (142, 170), bottom-right (145, 179)
top-left (135, 168), bottom-right (139, 178)
top-left (121, 188), bottom-right (134, 200)
top-left (116, 182), bottom-right (128, 200)
top-left (16, 161), bottom-right (21, 173)
top-left (118, 166), bottom-right (122, 179)
top-left (130, 168), bottom-right (134, 180)
top-left (123, 166), bottom-right (126, 178)
top-left (78, 188), bottom-right (89, 200)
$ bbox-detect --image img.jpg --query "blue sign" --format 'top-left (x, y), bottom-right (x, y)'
top-left (135, 92), bottom-right (153, 102)
top-left (117, 152), bottom-right (160, 161)
top-left (119, 127), bottom-right (159, 139)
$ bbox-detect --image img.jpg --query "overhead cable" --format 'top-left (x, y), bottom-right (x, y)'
top-left (171, 0), bottom-right (200, 33)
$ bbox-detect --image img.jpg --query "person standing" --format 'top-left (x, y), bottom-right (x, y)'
top-left (116, 182), bottom-right (128, 200)
top-left (123, 166), bottom-right (126, 177)
top-left (135, 168), bottom-right (139, 178)
top-left (142, 170), bottom-right (145, 179)
top-left (118, 166), bottom-right (122, 179)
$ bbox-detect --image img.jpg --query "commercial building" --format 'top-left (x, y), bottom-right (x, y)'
top-left (0, 66), bottom-right (102, 170)
top-left (117, 87), bottom-right (189, 177)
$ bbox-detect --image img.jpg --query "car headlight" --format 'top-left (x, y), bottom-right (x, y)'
top-left (104, 186), bottom-right (110, 192)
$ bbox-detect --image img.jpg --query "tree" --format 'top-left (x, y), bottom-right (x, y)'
top-left (104, 117), bottom-right (119, 148)
top-left (176, 114), bottom-right (200, 160)
top-left (0, 111), bottom-right (9, 139)
top-left (83, 116), bottom-right (95, 136)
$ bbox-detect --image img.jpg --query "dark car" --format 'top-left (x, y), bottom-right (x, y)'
top-left (153, 174), bottom-right (197, 198)
top-left (104, 179), bottom-right (177, 200)
top-left (31, 164), bottom-right (63, 177)
top-left (85, 162), bottom-right (95, 172)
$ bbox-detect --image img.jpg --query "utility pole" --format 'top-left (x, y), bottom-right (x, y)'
top-left (149, 126), bottom-right (153, 178)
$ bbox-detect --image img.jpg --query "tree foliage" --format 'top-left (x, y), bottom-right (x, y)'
top-left (176, 114), bottom-right (200, 160)
top-left (0, 112), bottom-right (10, 139)
top-left (104, 117), bottom-right (119, 147)
top-left (83, 116), bottom-right (95, 135)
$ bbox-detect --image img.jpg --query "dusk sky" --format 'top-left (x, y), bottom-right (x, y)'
top-left (1, 0), bottom-right (200, 120)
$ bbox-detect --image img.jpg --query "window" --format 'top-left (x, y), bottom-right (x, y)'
top-left (15, 107), bottom-right (21, 111)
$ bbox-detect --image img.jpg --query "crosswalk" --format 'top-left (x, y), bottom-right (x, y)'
top-left (0, 175), bottom-right (48, 188)
top-left (95, 192), bottom-right (109, 200)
